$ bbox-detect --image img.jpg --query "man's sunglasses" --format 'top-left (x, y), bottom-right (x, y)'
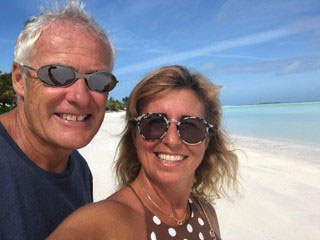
top-left (134, 113), bottom-right (214, 145)
top-left (17, 63), bottom-right (118, 93)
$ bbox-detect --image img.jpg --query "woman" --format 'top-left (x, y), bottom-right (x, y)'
top-left (48, 65), bottom-right (238, 240)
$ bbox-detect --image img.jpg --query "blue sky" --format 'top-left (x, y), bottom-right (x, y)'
top-left (1, 0), bottom-right (320, 105)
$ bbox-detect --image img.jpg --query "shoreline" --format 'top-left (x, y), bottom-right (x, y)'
top-left (231, 134), bottom-right (320, 164)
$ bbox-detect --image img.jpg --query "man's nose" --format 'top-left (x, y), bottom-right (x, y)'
top-left (64, 78), bottom-right (90, 107)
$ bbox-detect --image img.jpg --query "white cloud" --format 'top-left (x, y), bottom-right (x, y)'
top-left (115, 16), bottom-right (320, 76)
top-left (203, 56), bottom-right (320, 75)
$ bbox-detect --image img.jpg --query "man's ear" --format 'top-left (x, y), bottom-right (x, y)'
top-left (11, 62), bottom-right (26, 98)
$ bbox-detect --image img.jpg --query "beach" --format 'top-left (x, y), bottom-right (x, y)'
top-left (79, 111), bottom-right (320, 240)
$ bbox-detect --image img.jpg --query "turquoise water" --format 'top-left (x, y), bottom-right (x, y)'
top-left (222, 102), bottom-right (320, 144)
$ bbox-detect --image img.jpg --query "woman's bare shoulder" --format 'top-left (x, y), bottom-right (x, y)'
top-left (197, 198), bottom-right (222, 240)
top-left (48, 187), bottom-right (145, 240)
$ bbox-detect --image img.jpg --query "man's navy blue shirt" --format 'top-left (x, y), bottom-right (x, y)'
top-left (0, 122), bottom-right (93, 240)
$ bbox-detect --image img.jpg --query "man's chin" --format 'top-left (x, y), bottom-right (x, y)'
top-left (53, 135), bottom-right (95, 151)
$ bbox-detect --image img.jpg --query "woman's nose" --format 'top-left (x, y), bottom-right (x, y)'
top-left (162, 120), bottom-right (182, 146)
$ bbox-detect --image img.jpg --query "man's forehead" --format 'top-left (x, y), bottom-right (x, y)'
top-left (33, 20), bottom-right (107, 53)
top-left (28, 19), bottom-right (112, 71)
top-left (42, 20), bottom-right (95, 39)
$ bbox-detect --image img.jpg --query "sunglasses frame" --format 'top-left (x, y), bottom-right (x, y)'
top-left (16, 62), bottom-right (118, 93)
top-left (134, 112), bottom-right (214, 145)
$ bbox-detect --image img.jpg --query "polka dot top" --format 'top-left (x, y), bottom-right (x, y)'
top-left (129, 186), bottom-right (215, 240)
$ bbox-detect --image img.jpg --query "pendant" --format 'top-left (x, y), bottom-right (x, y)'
top-left (209, 229), bottom-right (216, 239)
top-left (177, 220), bottom-right (183, 225)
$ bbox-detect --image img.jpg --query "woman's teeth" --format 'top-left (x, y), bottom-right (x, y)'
top-left (157, 153), bottom-right (185, 163)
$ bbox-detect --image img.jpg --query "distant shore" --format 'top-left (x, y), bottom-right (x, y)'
top-left (222, 100), bottom-right (320, 107)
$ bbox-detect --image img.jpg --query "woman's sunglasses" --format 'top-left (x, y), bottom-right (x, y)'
top-left (134, 113), bottom-right (214, 145)
top-left (17, 63), bottom-right (118, 93)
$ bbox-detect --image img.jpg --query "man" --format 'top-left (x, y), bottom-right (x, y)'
top-left (0, 1), bottom-right (117, 239)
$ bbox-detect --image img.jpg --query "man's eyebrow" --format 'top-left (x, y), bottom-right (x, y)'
top-left (54, 64), bottom-right (108, 74)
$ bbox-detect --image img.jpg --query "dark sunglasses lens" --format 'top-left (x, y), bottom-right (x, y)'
top-left (139, 114), bottom-right (167, 141)
top-left (88, 72), bottom-right (117, 92)
top-left (38, 65), bottom-right (75, 86)
top-left (179, 118), bottom-right (207, 144)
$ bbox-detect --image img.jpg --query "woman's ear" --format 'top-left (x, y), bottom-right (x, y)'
top-left (11, 63), bottom-right (26, 98)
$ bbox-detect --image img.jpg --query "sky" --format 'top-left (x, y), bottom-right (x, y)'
top-left (1, 0), bottom-right (320, 105)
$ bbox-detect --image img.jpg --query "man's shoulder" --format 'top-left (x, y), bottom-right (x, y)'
top-left (0, 117), bottom-right (10, 143)
top-left (0, 120), bottom-right (20, 165)
top-left (0, 110), bottom-right (21, 155)
top-left (70, 149), bottom-right (85, 161)
top-left (70, 150), bottom-right (90, 167)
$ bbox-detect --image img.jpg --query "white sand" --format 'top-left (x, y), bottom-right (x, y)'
top-left (79, 112), bottom-right (126, 199)
top-left (79, 112), bottom-right (320, 240)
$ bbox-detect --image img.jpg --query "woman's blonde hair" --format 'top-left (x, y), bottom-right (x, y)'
top-left (115, 65), bottom-right (238, 200)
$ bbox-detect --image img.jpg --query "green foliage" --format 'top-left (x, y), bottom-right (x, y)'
top-left (0, 71), bottom-right (16, 114)
top-left (106, 97), bottom-right (126, 112)
top-left (122, 97), bottom-right (128, 107)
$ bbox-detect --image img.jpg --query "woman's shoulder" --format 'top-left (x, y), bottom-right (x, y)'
top-left (197, 198), bottom-right (217, 215)
top-left (193, 197), bottom-right (222, 240)
top-left (193, 197), bottom-right (217, 216)
top-left (48, 187), bottom-right (145, 240)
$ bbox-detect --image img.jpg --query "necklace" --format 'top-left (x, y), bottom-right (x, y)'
top-left (138, 180), bottom-right (187, 225)
top-left (196, 199), bottom-right (217, 240)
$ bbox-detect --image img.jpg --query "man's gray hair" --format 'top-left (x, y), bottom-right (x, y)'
top-left (14, 0), bottom-right (115, 68)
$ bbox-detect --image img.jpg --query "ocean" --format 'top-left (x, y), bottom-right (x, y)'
top-left (222, 102), bottom-right (320, 145)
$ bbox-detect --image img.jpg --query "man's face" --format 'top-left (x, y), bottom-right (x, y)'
top-left (19, 20), bottom-right (112, 151)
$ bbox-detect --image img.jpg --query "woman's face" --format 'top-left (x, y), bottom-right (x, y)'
top-left (135, 88), bottom-right (209, 186)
